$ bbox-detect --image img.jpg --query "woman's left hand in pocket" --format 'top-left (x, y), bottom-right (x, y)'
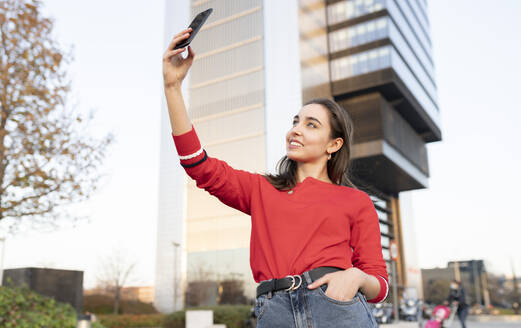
top-left (307, 267), bottom-right (365, 302)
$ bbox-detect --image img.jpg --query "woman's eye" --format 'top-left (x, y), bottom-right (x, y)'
top-left (292, 121), bottom-right (315, 128)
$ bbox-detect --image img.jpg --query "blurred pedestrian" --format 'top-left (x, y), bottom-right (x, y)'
top-left (445, 280), bottom-right (469, 328)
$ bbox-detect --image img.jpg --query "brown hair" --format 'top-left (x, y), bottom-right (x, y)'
top-left (262, 98), bottom-right (356, 191)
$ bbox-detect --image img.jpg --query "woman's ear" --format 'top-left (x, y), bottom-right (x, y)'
top-left (327, 137), bottom-right (343, 154)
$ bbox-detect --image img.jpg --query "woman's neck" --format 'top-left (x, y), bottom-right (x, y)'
top-left (296, 163), bottom-right (332, 184)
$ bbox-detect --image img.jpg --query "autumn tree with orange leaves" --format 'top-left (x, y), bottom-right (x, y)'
top-left (0, 0), bottom-right (113, 232)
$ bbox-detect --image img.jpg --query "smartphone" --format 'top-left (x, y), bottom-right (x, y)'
top-left (174, 8), bottom-right (213, 50)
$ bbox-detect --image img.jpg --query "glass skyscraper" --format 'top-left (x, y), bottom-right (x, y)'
top-left (156, 0), bottom-right (440, 313)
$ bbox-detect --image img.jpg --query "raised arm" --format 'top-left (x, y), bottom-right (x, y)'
top-left (162, 28), bottom-right (258, 215)
top-left (162, 27), bottom-right (195, 135)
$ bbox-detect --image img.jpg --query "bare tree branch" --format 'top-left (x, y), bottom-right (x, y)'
top-left (0, 0), bottom-right (114, 233)
top-left (96, 248), bottom-right (138, 315)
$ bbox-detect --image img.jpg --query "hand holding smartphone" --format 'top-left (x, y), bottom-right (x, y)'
top-left (174, 8), bottom-right (213, 50)
top-left (163, 8), bottom-right (213, 88)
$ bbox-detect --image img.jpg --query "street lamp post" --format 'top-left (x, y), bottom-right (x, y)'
top-left (172, 242), bottom-right (181, 312)
top-left (0, 238), bottom-right (5, 286)
top-left (390, 240), bottom-right (399, 323)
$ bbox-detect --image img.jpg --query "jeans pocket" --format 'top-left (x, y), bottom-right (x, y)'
top-left (254, 294), bottom-right (269, 320)
top-left (358, 292), bottom-right (379, 327)
top-left (317, 284), bottom-right (360, 306)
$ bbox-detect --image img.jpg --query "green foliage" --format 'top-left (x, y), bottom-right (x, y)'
top-left (163, 310), bottom-right (185, 328)
top-left (91, 322), bottom-right (106, 328)
top-left (83, 294), bottom-right (158, 314)
top-left (83, 294), bottom-right (115, 314)
top-left (0, 285), bottom-right (76, 328)
top-left (97, 314), bottom-right (165, 328)
top-left (120, 300), bottom-right (158, 315)
top-left (164, 305), bottom-right (252, 328)
top-left (495, 307), bottom-right (518, 315)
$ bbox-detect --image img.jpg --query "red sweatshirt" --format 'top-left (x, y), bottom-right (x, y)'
top-left (172, 125), bottom-right (389, 303)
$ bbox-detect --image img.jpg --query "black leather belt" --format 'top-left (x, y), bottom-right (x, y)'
top-left (256, 266), bottom-right (343, 298)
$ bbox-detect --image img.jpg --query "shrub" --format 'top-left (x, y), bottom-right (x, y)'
top-left (0, 285), bottom-right (77, 328)
top-left (163, 310), bottom-right (185, 328)
top-left (83, 294), bottom-right (114, 314)
top-left (164, 304), bottom-right (252, 328)
top-left (120, 300), bottom-right (158, 314)
top-left (84, 294), bottom-right (158, 314)
top-left (91, 322), bottom-right (106, 328)
top-left (97, 314), bottom-right (165, 328)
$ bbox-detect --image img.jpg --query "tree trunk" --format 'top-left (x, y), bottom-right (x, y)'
top-left (114, 287), bottom-right (121, 315)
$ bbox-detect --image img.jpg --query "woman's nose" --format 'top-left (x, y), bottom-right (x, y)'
top-left (290, 124), bottom-right (302, 136)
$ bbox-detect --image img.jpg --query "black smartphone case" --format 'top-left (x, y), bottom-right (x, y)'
top-left (174, 8), bottom-right (213, 50)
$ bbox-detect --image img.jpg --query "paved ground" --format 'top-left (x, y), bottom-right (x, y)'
top-left (464, 323), bottom-right (521, 327)
top-left (382, 320), bottom-right (521, 328)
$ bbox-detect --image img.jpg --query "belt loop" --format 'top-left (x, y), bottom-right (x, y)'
top-left (267, 291), bottom-right (272, 299)
top-left (303, 271), bottom-right (312, 284)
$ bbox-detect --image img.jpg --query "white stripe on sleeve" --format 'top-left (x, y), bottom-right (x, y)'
top-left (179, 147), bottom-right (204, 160)
top-left (377, 274), bottom-right (389, 303)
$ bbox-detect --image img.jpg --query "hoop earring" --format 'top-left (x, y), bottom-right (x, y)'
top-left (327, 153), bottom-right (331, 160)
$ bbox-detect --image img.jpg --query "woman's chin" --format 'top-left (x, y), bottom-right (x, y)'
top-left (286, 153), bottom-right (296, 160)
top-left (286, 153), bottom-right (303, 162)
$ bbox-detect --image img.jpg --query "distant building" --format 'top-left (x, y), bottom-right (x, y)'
top-left (157, 0), bottom-right (441, 312)
top-left (422, 260), bottom-right (490, 306)
top-left (2, 267), bottom-right (83, 312)
top-left (84, 286), bottom-right (155, 304)
top-left (504, 276), bottom-right (521, 292)
top-left (121, 286), bottom-right (155, 303)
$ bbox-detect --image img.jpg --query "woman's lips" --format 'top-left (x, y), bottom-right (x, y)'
top-left (289, 142), bottom-right (303, 149)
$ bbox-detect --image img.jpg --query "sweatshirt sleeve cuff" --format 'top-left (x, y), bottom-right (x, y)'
top-left (366, 274), bottom-right (389, 303)
top-left (171, 125), bottom-right (207, 167)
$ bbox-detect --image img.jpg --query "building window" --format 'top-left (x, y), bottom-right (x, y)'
top-left (328, 16), bottom-right (436, 101)
top-left (382, 248), bottom-right (390, 260)
top-left (379, 222), bottom-right (389, 234)
top-left (330, 45), bottom-right (438, 116)
top-left (330, 45), bottom-right (391, 81)
top-left (327, 0), bottom-right (385, 25)
top-left (328, 17), bottom-right (388, 52)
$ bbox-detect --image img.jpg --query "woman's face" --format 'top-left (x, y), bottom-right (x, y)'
top-left (285, 103), bottom-right (340, 163)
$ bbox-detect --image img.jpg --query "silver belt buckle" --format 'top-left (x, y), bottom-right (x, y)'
top-left (284, 274), bottom-right (302, 292)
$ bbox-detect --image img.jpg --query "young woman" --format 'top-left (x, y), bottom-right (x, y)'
top-left (163, 28), bottom-right (389, 327)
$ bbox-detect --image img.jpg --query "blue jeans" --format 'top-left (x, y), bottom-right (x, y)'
top-left (457, 306), bottom-right (469, 328)
top-left (254, 270), bottom-right (378, 327)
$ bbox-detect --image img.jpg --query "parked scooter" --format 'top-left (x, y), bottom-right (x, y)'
top-left (400, 297), bottom-right (421, 321)
top-left (372, 302), bottom-right (393, 324)
top-left (422, 302), bottom-right (435, 319)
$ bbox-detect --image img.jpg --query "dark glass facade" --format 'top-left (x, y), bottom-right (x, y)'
top-left (321, 0), bottom-right (442, 294)
top-left (324, 0), bottom-right (441, 195)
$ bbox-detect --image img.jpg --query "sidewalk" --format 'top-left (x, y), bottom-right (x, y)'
top-left (379, 322), bottom-right (419, 328)
top-left (380, 315), bottom-right (521, 326)
top-left (468, 314), bottom-right (521, 322)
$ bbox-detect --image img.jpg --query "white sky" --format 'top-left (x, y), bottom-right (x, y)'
top-left (2, 0), bottom-right (520, 288)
